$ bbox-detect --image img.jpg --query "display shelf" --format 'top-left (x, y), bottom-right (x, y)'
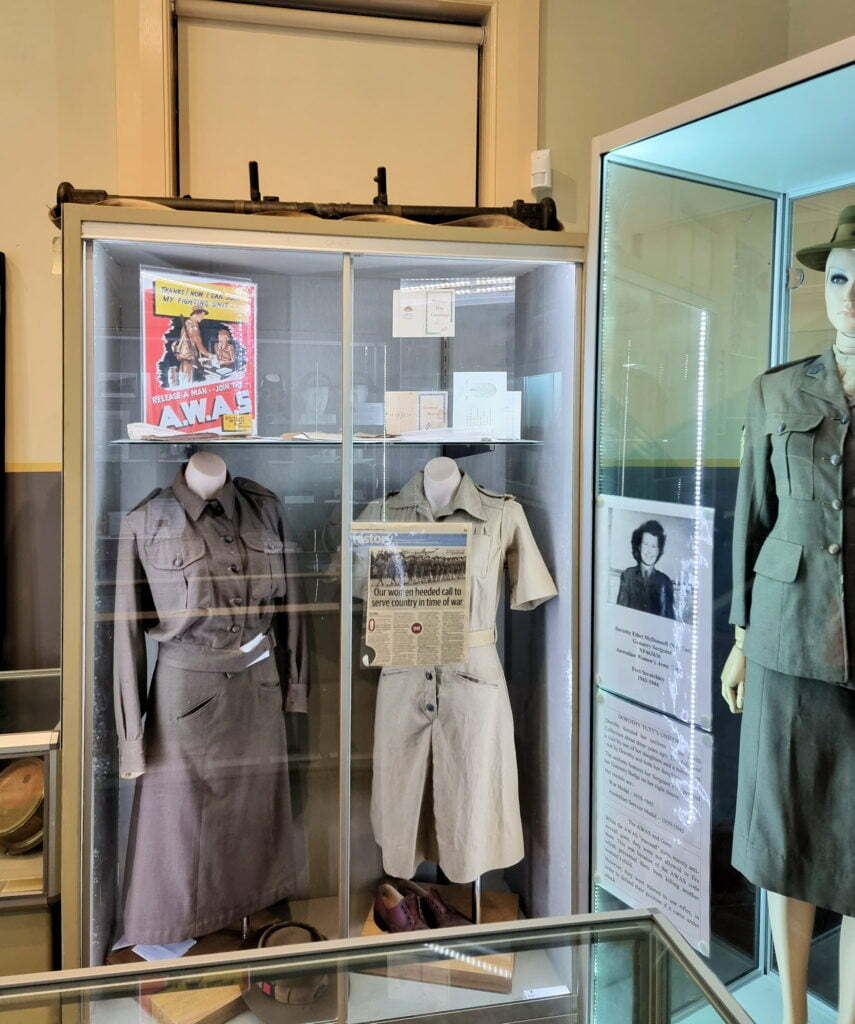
top-left (110, 438), bottom-right (544, 445)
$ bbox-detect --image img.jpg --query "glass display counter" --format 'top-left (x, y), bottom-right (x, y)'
top-left (584, 37), bottom-right (855, 1024)
top-left (60, 207), bottom-right (582, 969)
top-left (0, 910), bottom-right (752, 1023)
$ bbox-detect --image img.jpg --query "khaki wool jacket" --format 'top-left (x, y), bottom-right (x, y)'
top-left (730, 347), bottom-right (855, 686)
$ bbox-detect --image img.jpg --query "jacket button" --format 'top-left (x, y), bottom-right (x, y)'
top-left (230, 564), bottom-right (240, 573)
top-left (224, 535), bottom-right (234, 544)
top-left (172, 556), bottom-right (182, 567)
top-left (841, 415), bottom-right (851, 425)
top-left (231, 597), bottom-right (244, 606)
top-left (828, 543), bottom-right (841, 555)
top-left (830, 454), bottom-right (843, 466)
top-left (833, 499), bottom-right (844, 510)
top-left (425, 703), bottom-right (435, 712)
top-left (777, 423), bottom-right (786, 433)
top-left (230, 624), bottom-right (240, 633)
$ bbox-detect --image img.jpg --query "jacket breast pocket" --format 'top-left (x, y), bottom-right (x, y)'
top-left (244, 531), bottom-right (286, 600)
top-left (766, 412), bottom-right (823, 500)
top-left (145, 536), bottom-right (207, 615)
top-left (469, 527), bottom-right (494, 578)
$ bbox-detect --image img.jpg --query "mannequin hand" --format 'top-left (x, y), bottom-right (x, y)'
top-left (721, 644), bottom-right (746, 714)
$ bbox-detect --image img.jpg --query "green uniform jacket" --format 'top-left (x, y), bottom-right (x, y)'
top-left (730, 347), bottom-right (854, 686)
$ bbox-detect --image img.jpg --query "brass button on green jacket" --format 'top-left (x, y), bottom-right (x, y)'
top-left (731, 347), bottom-right (855, 686)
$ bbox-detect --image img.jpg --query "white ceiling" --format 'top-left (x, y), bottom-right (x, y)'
top-left (615, 63), bottom-right (855, 195)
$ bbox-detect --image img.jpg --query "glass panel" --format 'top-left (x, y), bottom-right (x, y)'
top-left (0, 916), bottom-right (748, 1022)
top-left (348, 253), bottom-right (577, 961)
top-left (592, 159), bottom-right (776, 987)
top-left (84, 238), bottom-right (343, 963)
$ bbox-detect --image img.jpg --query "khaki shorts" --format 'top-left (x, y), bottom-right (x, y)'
top-left (370, 642), bottom-right (523, 882)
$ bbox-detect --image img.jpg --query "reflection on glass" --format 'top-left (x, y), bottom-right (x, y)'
top-left (592, 158), bottom-right (775, 990)
top-left (0, 916), bottom-right (748, 1023)
top-left (86, 240), bottom-right (343, 964)
top-left (348, 253), bottom-right (576, 956)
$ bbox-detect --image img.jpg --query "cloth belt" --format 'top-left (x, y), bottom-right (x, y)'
top-left (157, 632), bottom-right (277, 672)
top-left (469, 627), bottom-right (497, 648)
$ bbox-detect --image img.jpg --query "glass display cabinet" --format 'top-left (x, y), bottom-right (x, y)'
top-left (583, 38), bottom-right (855, 1024)
top-left (0, 669), bottom-right (60, 908)
top-left (60, 206), bottom-right (583, 971)
top-left (0, 909), bottom-right (753, 1023)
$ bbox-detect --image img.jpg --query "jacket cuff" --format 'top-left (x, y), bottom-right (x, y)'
top-left (285, 682), bottom-right (308, 714)
top-left (119, 736), bottom-right (145, 777)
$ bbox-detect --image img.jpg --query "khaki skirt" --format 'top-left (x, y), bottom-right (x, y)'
top-left (732, 661), bottom-right (855, 917)
top-left (120, 656), bottom-right (303, 944)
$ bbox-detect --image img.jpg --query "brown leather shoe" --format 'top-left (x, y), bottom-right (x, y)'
top-left (394, 879), bottom-right (473, 929)
top-left (373, 882), bottom-right (428, 933)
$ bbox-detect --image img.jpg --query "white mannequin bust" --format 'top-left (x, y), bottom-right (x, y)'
top-left (423, 457), bottom-right (461, 513)
top-left (722, 244), bottom-right (855, 1024)
top-left (184, 451), bottom-right (227, 499)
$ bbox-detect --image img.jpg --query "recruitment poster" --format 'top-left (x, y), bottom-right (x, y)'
top-left (140, 268), bottom-right (257, 434)
top-left (351, 522), bottom-right (470, 666)
top-left (595, 691), bottom-right (712, 954)
top-left (595, 494), bottom-right (714, 728)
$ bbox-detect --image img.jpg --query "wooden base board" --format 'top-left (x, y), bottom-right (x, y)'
top-left (142, 985), bottom-right (246, 1024)
top-left (361, 885), bottom-right (518, 994)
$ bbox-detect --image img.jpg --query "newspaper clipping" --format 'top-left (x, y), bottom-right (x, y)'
top-left (352, 522), bottom-right (471, 666)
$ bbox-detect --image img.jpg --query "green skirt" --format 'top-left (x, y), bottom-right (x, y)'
top-left (732, 661), bottom-right (855, 917)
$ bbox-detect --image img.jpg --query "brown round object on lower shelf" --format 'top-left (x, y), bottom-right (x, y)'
top-left (3, 825), bottom-right (43, 855)
top-left (0, 757), bottom-right (45, 852)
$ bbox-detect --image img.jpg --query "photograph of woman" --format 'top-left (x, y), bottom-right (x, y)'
top-left (616, 519), bottom-right (675, 619)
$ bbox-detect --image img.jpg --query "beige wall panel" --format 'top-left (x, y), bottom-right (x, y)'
top-left (0, 0), bottom-right (117, 468)
top-left (539, 0), bottom-right (789, 232)
top-left (787, 0), bottom-right (855, 60)
top-left (0, 909), bottom-right (57, 1023)
top-left (178, 18), bottom-right (478, 204)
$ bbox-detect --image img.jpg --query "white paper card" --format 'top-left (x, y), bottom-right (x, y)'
top-left (393, 289), bottom-right (456, 338)
top-left (452, 372), bottom-right (508, 435)
top-left (595, 494), bottom-right (714, 729)
top-left (426, 289), bottom-right (455, 335)
top-left (595, 691), bottom-right (712, 954)
top-left (132, 939), bottom-right (197, 961)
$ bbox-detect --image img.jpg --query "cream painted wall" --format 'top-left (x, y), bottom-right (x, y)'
top-left (787, 0), bottom-right (855, 60)
top-left (539, 0), bottom-right (790, 232)
top-left (1, 0), bottom-right (117, 469)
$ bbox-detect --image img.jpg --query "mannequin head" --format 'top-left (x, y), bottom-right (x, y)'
top-left (825, 247), bottom-right (855, 343)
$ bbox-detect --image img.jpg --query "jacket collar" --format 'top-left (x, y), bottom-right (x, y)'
top-left (385, 471), bottom-right (487, 521)
top-left (800, 347), bottom-right (848, 413)
top-left (172, 468), bottom-right (237, 521)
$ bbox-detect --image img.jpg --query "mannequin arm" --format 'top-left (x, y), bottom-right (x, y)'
top-left (720, 626), bottom-right (746, 714)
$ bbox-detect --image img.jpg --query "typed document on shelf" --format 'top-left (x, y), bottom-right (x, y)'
top-left (595, 691), bottom-right (712, 955)
top-left (595, 494), bottom-right (714, 729)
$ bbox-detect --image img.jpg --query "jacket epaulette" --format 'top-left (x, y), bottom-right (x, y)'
top-left (128, 488), bottom-right (161, 513)
top-left (762, 354), bottom-right (819, 376)
top-left (234, 476), bottom-right (277, 499)
top-left (475, 483), bottom-right (514, 501)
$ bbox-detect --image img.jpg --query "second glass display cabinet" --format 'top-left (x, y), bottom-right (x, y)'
top-left (61, 209), bottom-right (582, 969)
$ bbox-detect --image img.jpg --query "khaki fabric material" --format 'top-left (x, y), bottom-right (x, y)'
top-left (730, 348), bottom-right (855, 685)
top-left (113, 470), bottom-right (309, 943)
top-left (732, 661), bottom-right (855, 917)
top-left (114, 470), bottom-right (308, 775)
top-left (358, 471), bottom-right (557, 881)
